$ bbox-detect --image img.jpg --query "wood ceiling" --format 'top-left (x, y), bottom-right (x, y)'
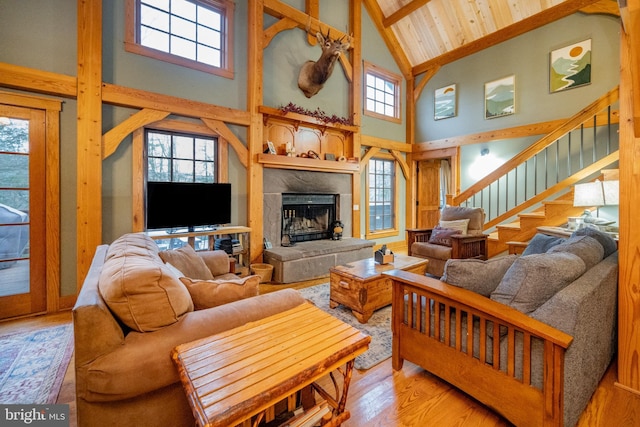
top-left (363, 0), bottom-right (621, 78)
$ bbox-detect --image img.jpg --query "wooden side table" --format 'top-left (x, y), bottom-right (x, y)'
top-left (329, 254), bottom-right (428, 323)
top-left (172, 303), bottom-right (370, 427)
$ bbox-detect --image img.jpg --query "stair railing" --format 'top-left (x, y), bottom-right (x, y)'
top-left (451, 86), bottom-right (620, 230)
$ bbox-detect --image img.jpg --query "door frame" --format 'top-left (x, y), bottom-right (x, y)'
top-left (0, 91), bottom-right (63, 318)
top-left (410, 147), bottom-right (460, 228)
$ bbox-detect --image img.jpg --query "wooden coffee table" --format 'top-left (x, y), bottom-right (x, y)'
top-left (172, 303), bottom-right (370, 427)
top-left (329, 254), bottom-right (428, 323)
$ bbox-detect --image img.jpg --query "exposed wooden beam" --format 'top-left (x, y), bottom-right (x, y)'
top-left (580, 0), bottom-right (621, 15)
top-left (390, 149), bottom-right (409, 179)
top-left (264, 0), bottom-right (356, 50)
top-left (102, 109), bottom-right (170, 159)
top-left (361, 134), bottom-right (412, 152)
top-left (362, 0), bottom-right (413, 80)
top-left (76, 0), bottom-right (103, 290)
top-left (101, 83), bottom-right (251, 126)
top-left (619, 0), bottom-right (640, 137)
top-left (383, 0), bottom-right (432, 27)
top-left (412, 0), bottom-right (601, 76)
top-left (0, 62), bottom-right (76, 98)
top-left (263, 18), bottom-right (298, 48)
top-left (306, 0), bottom-right (319, 45)
top-left (201, 118), bottom-right (249, 168)
top-left (416, 110), bottom-right (620, 151)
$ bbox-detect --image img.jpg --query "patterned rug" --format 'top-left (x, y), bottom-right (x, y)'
top-left (0, 323), bottom-right (74, 404)
top-left (297, 283), bottom-right (391, 370)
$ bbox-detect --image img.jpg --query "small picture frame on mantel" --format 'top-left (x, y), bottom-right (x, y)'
top-left (325, 153), bottom-right (336, 161)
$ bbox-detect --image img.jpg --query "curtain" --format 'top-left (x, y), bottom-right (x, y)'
top-left (440, 159), bottom-right (451, 208)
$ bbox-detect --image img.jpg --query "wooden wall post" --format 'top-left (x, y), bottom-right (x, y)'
top-left (248, 0), bottom-right (265, 263)
top-left (617, 2), bottom-right (640, 394)
top-left (350, 0), bottom-right (362, 238)
top-left (76, 0), bottom-right (103, 289)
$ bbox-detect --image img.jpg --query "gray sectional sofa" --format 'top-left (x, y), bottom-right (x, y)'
top-left (388, 227), bottom-right (618, 427)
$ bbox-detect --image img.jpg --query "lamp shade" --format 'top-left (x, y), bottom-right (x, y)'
top-left (573, 181), bottom-right (604, 207)
top-left (602, 180), bottom-right (619, 205)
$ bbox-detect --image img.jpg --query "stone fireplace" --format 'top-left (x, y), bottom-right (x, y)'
top-left (262, 169), bottom-right (374, 283)
top-left (281, 193), bottom-right (338, 243)
top-left (263, 169), bottom-right (352, 247)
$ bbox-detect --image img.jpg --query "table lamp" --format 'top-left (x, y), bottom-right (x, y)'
top-left (573, 181), bottom-right (605, 218)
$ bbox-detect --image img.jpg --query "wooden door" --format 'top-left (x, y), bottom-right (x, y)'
top-left (416, 160), bottom-right (441, 228)
top-left (0, 105), bottom-right (46, 319)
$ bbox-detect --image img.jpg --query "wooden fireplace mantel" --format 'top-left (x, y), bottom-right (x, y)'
top-left (258, 105), bottom-right (360, 173)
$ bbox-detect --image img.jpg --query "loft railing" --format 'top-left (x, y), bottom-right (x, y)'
top-left (451, 87), bottom-right (620, 230)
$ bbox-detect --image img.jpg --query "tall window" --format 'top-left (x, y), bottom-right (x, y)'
top-left (126, 0), bottom-right (234, 78)
top-left (146, 130), bottom-right (218, 183)
top-left (367, 157), bottom-right (397, 237)
top-left (363, 61), bottom-right (401, 123)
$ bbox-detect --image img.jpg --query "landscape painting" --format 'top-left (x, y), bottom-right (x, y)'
top-left (550, 39), bottom-right (591, 93)
top-left (484, 75), bottom-right (515, 119)
top-left (434, 84), bottom-right (456, 120)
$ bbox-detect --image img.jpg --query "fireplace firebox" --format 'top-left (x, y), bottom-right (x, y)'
top-left (281, 193), bottom-right (338, 243)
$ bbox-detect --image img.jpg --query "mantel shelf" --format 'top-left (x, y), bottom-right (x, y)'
top-left (258, 153), bottom-right (359, 173)
top-left (259, 105), bottom-right (359, 134)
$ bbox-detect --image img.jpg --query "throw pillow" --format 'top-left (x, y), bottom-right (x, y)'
top-left (490, 252), bottom-right (586, 314)
top-left (165, 262), bottom-right (185, 278)
top-left (99, 255), bottom-right (194, 332)
top-left (438, 218), bottom-right (470, 235)
top-left (521, 233), bottom-right (566, 256)
top-left (179, 276), bottom-right (260, 309)
top-left (547, 235), bottom-right (604, 271)
top-left (572, 227), bottom-right (617, 258)
top-left (428, 226), bottom-right (461, 247)
top-left (197, 250), bottom-right (231, 276)
top-left (442, 255), bottom-right (518, 297)
top-left (159, 244), bottom-right (214, 280)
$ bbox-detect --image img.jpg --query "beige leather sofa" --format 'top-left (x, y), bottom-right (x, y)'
top-left (73, 233), bottom-right (305, 427)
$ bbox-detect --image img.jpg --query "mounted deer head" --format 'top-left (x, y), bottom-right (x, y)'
top-left (297, 30), bottom-right (351, 98)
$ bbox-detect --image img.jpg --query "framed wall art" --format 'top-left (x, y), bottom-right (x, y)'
top-left (484, 75), bottom-right (515, 120)
top-left (434, 84), bottom-right (457, 120)
top-left (549, 39), bottom-right (592, 93)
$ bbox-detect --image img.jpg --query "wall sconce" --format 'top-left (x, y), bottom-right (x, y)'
top-left (469, 148), bottom-right (501, 181)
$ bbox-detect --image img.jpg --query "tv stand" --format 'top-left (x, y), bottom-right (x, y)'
top-left (146, 226), bottom-right (251, 269)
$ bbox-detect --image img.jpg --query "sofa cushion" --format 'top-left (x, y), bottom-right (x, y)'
top-left (197, 250), bottom-right (231, 276)
top-left (521, 233), bottom-right (566, 255)
top-left (547, 235), bottom-right (604, 271)
top-left (441, 206), bottom-right (484, 234)
top-left (159, 244), bottom-right (214, 280)
top-left (179, 276), bottom-right (260, 309)
top-left (442, 255), bottom-right (518, 297)
top-left (438, 218), bottom-right (470, 235)
top-left (428, 226), bottom-right (461, 247)
top-left (572, 227), bottom-right (617, 257)
top-left (98, 236), bottom-right (194, 332)
top-left (490, 252), bottom-right (586, 314)
top-left (411, 241), bottom-right (452, 261)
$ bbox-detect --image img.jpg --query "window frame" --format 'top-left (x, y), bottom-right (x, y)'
top-left (125, 0), bottom-right (234, 79)
top-left (363, 61), bottom-right (402, 124)
top-left (145, 129), bottom-right (219, 184)
top-left (365, 154), bottom-right (399, 239)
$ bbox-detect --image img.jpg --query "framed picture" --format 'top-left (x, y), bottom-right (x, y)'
top-left (484, 75), bottom-right (515, 119)
top-left (434, 84), bottom-right (457, 120)
top-left (266, 140), bottom-right (276, 154)
top-left (324, 153), bottom-right (336, 161)
top-left (550, 39), bottom-right (592, 93)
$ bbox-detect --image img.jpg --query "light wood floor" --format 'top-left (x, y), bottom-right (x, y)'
top-left (3, 277), bottom-right (640, 427)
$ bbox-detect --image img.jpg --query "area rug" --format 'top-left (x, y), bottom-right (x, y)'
top-left (0, 323), bottom-right (74, 404)
top-left (297, 283), bottom-right (391, 370)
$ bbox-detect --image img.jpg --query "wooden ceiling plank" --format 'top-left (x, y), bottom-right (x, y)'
top-left (383, 0), bottom-right (433, 27)
top-left (412, 0), bottom-right (601, 75)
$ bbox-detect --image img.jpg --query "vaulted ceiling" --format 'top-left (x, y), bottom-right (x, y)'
top-left (363, 0), bottom-right (621, 79)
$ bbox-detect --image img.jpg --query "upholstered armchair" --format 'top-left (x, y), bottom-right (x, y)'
top-left (407, 206), bottom-right (488, 277)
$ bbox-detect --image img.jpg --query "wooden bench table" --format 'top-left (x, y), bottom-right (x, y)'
top-left (172, 302), bottom-right (370, 427)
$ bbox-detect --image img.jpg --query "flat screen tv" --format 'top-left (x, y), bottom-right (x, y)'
top-left (146, 181), bottom-right (231, 231)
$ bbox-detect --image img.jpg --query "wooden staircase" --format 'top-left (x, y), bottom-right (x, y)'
top-left (487, 189), bottom-right (588, 257)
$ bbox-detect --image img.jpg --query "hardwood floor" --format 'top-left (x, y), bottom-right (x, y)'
top-left (3, 277), bottom-right (640, 427)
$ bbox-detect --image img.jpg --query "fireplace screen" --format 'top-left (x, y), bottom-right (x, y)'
top-left (281, 193), bottom-right (337, 243)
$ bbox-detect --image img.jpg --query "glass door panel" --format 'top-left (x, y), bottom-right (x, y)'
top-left (0, 106), bottom-right (46, 318)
